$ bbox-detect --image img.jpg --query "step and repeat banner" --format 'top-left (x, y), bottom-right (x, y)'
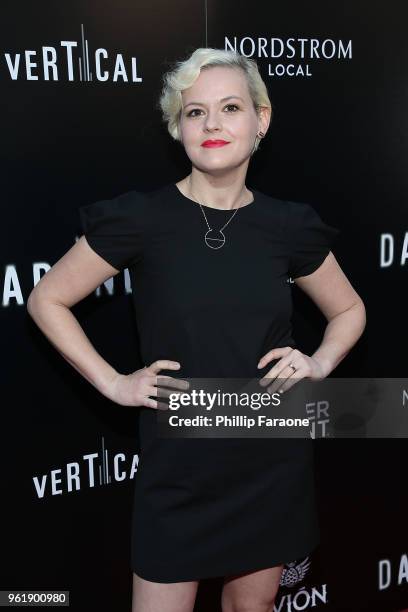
top-left (1, 1), bottom-right (407, 610)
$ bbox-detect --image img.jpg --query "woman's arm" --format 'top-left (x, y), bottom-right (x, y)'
top-left (27, 236), bottom-right (183, 409)
top-left (27, 236), bottom-right (124, 400)
top-left (309, 301), bottom-right (366, 377)
top-left (294, 251), bottom-right (366, 377)
top-left (258, 252), bottom-right (366, 392)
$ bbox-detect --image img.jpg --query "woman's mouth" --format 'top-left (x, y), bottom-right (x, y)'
top-left (201, 140), bottom-right (231, 148)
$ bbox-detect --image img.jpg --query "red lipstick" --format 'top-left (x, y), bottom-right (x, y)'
top-left (201, 140), bottom-right (230, 148)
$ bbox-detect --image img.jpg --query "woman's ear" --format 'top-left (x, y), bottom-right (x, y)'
top-left (258, 105), bottom-right (271, 136)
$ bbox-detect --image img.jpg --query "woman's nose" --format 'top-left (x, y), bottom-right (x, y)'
top-left (203, 113), bottom-right (223, 131)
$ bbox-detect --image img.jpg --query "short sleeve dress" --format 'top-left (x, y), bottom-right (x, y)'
top-left (79, 183), bottom-right (340, 583)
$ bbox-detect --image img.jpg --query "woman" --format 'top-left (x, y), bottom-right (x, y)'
top-left (27, 48), bottom-right (366, 612)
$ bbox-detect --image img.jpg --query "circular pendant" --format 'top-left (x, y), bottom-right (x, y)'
top-left (205, 229), bottom-right (226, 249)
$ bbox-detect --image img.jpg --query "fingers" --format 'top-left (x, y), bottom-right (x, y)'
top-left (275, 375), bottom-right (302, 395)
top-left (147, 359), bottom-right (181, 374)
top-left (141, 363), bottom-right (188, 410)
top-left (259, 349), bottom-right (303, 394)
top-left (155, 375), bottom-right (190, 392)
top-left (138, 380), bottom-right (168, 410)
top-left (258, 348), bottom-right (298, 384)
top-left (259, 364), bottom-right (300, 388)
top-left (265, 370), bottom-right (302, 395)
top-left (146, 382), bottom-right (188, 400)
top-left (141, 396), bottom-right (169, 411)
top-left (257, 347), bottom-right (292, 369)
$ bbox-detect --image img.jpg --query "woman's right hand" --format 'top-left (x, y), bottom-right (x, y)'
top-left (107, 359), bottom-right (189, 409)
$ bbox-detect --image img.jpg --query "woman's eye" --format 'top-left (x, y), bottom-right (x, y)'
top-left (225, 104), bottom-right (239, 112)
top-left (186, 104), bottom-right (239, 118)
top-left (187, 109), bottom-right (202, 117)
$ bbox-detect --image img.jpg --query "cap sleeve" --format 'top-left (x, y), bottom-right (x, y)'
top-left (79, 190), bottom-right (147, 271)
top-left (287, 200), bottom-right (340, 279)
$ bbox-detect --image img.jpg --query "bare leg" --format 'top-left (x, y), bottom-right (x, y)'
top-left (132, 572), bottom-right (199, 612)
top-left (221, 564), bottom-right (284, 612)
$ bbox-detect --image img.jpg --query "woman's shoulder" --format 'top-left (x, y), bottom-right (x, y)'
top-left (254, 190), bottom-right (333, 229)
top-left (255, 189), bottom-right (312, 213)
top-left (252, 188), bottom-right (289, 230)
top-left (79, 186), bottom-right (163, 221)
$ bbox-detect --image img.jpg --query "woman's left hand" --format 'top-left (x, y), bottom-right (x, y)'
top-left (257, 347), bottom-right (326, 395)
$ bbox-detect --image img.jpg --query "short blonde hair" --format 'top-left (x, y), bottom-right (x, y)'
top-left (158, 47), bottom-right (272, 155)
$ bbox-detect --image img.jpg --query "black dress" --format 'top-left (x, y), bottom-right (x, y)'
top-left (79, 182), bottom-right (340, 583)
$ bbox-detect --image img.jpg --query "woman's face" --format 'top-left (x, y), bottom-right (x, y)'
top-left (179, 66), bottom-right (264, 172)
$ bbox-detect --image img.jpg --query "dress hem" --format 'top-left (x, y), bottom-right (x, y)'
top-left (131, 538), bottom-right (320, 583)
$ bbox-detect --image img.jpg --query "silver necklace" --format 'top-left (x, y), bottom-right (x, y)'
top-left (189, 188), bottom-right (244, 250)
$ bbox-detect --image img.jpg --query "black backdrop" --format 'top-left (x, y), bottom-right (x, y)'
top-left (1, 1), bottom-right (407, 610)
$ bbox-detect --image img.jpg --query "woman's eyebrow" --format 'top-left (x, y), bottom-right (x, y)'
top-left (184, 95), bottom-right (244, 109)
